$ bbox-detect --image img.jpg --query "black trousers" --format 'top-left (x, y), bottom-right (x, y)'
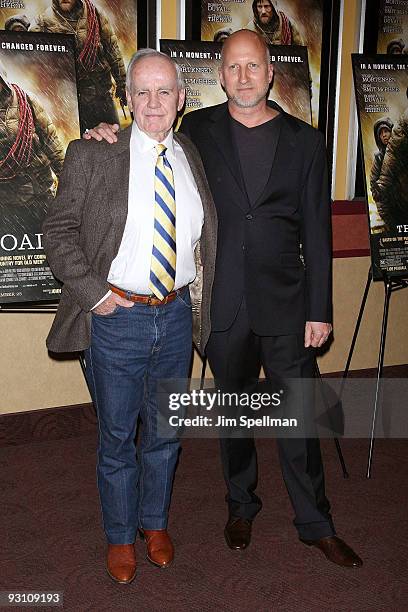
top-left (206, 299), bottom-right (335, 540)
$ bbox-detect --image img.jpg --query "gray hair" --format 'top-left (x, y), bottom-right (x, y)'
top-left (126, 48), bottom-right (184, 91)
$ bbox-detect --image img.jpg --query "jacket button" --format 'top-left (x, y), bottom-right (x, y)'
top-left (245, 213), bottom-right (253, 220)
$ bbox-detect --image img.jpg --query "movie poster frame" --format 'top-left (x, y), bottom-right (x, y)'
top-left (184, 1), bottom-right (338, 128)
top-left (0, 0), bottom-right (150, 310)
top-left (184, 0), bottom-right (341, 188)
top-left (137, 0), bottom-right (157, 49)
top-left (352, 53), bottom-right (408, 281)
top-left (355, 0), bottom-right (408, 198)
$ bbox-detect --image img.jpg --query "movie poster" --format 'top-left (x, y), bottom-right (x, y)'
top-left (0, 0), bottom-right (137, 132)
top-left (200, 0), bottom-right (323, 126)
top-left (377, 0), bottom-right (408, 55)
top-left (352, 54), bottom-right (408, 280)
top-left (160, 40), bottom-right (312, 124)
top-left (0, 31), bottom-right (79, 303)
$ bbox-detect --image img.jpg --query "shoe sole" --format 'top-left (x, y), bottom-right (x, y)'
top-left (106, 568), bottom-right (137, 584)
top-left (139, 530), bottom-right (174, 568)
top-left (146, 554), bottom-right (173, 568)
top-left (224, 530), bottom-right (250, 550)
top-left (299, 538), bottom-right (363, 568)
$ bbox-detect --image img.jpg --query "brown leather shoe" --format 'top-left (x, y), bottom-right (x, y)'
top-left (300, 536), bottom-right (363, 568)
top-left (106, 543), bottom-right (136, 583)
top-left (224, 517), bottom-right (252, 550)
top-left (140, 529), bottom-right (174, 568)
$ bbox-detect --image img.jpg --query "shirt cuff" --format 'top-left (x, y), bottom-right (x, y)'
top-left (91, 290), bottom-right (112, 310)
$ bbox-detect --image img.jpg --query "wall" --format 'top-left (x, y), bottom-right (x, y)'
top-left (334, 0), bottom-right (361, 200)
top-left (1, 0), bottom-right (407, 415)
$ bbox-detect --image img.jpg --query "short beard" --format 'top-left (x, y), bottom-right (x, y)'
top-left (227, 84), bottom-right (270, 108)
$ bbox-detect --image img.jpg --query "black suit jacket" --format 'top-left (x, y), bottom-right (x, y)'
top-left (179, 101), bottom-right (332, 336)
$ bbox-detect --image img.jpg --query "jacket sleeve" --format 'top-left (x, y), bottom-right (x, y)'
top-left (300, 131), bottom-right (332, 323)
top-left (42, 140), bottom-right (110, 311)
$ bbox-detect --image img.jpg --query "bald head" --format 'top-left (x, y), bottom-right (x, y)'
top-left (218, 28), bottom-right (273, 113)
top-left (221, 29), bottom-right (270, 67)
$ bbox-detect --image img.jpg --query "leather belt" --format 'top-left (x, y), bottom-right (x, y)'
top-left (109, 284), bottom-right (185, 306)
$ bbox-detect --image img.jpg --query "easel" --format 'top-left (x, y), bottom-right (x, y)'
top-left (341, 267), bottom-right (408, 478)
top-left (198, 355), bottom-right (349, 479)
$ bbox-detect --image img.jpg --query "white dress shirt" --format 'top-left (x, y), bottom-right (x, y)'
top-left (98, 123), bottom-right (203, 303)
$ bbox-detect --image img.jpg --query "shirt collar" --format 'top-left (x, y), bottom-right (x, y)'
top-left (131, 122), bottom-right (175, 157)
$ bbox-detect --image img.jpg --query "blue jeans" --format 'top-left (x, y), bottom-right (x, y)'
top-left (85, 288), bottom-right (192, 544)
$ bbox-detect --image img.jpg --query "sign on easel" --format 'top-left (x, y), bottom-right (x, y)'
top-left (352, 54), bottom-right (408, 280)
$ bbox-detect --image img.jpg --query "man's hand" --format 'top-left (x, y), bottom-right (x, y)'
top-left (304, 321), bottom-right (332, 348)
top-left (93, 292), bottom-right (134, 315)
top-left (83, 122), bottom-right (119, 143)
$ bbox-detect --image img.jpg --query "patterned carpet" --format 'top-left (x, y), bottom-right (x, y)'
top-left (1, 427), bottom-right (407, 611)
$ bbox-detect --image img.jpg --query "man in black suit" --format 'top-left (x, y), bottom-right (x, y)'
top-left (85, 30), bottom-right (362, 568)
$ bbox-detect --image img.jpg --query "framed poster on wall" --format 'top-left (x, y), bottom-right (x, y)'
top-left (0, 31), bottom-right (79, 303)
top-left (184, 0), bottom-right (341, 191)
top-left (196, 0), bottom-right (339, 130)
top-left (0, 0), bottom-right (139, 132)
top-left (160, 39), bottom-right (312, 124)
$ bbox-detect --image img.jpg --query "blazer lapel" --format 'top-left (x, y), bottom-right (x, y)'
top-left (208, 105), bottom-right (249, 211)
top-left (102, 127), bottom-right (131, 250)
top-left (252, 112), bottom-right (297, 209)
top-left (252, 115), bottom-right (282, 208)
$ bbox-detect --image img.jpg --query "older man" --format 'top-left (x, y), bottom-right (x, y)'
top-left (85, 30), bottom-right (362, 569)
top-left (43, 49), bottom-right (216, 583)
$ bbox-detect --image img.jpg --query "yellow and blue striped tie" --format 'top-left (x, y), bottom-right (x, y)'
top-left (149, 144), bottom-right (176, 300)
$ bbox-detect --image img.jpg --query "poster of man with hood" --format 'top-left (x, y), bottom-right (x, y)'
top-left (352, 54), bottom-right (408, 280)
top-left (0, 31), bottom-right (79, 303)
top-left (200, 0), bottom-right (323, 126)
top-left (377, 0), bottom-right (408, 56)
top-left (0, 0), bottom-right (137, 133)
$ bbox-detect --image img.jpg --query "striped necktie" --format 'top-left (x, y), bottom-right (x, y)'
top-left (149, 144), bottom-right (176, 300)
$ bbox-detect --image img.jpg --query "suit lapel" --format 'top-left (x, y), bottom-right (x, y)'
top-left (102, 126), bottom-right (131, 249)
top-left (252, 113), bottom-right (297, 209)
top-left (208, 105), bottom-right (249, 211)
top-left (252, 115), bottom-right (282, 208)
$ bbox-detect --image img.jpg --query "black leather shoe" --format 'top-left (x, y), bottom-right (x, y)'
top-left (300, 535), bottom-right (363, 568)
top-left (224, 516), bottom-right (252, 550)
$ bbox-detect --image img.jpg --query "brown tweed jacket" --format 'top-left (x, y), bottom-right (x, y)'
top-left (43, 125), bottom-right (217, 355)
